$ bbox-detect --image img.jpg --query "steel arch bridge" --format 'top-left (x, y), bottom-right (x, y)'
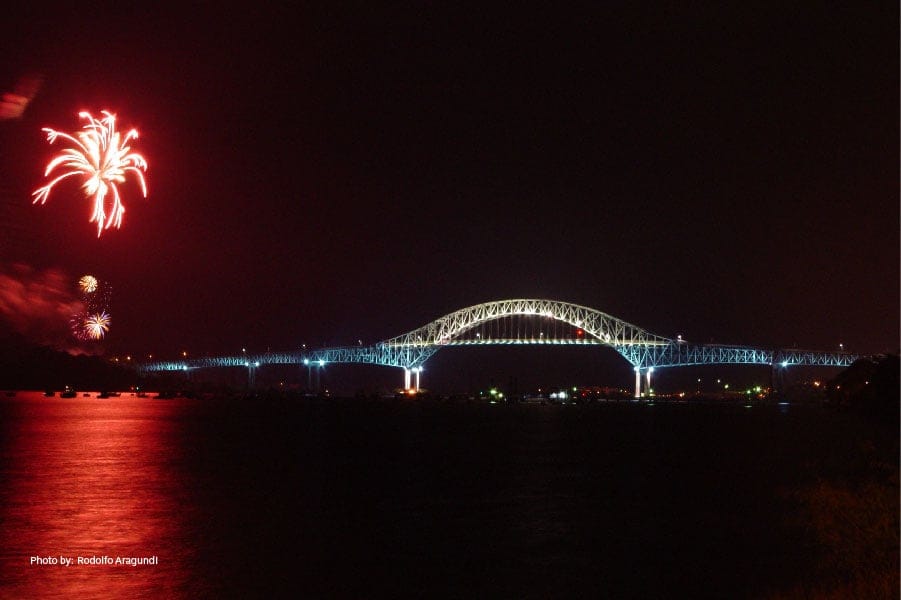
top-left (139, 299), bottom-right (859, 397)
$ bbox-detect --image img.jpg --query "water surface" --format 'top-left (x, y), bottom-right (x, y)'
top-left (0, 392), bottom-right (893, 597)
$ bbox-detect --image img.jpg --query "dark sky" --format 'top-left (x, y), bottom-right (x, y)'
top-left (0, 4), bottom-right (897, 381)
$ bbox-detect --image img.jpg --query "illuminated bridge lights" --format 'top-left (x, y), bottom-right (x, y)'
top-left (137, 299), bottom-right (862, 397)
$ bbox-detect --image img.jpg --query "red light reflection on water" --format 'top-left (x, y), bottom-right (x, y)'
top-left (0, 393), bottom-right (197, 598)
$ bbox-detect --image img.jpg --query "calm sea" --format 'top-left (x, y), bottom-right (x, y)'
top-left (0, 392), bottom-right (893, 598)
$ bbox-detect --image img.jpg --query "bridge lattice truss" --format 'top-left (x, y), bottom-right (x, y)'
top-left (140, 299), bottom-right (858, 373)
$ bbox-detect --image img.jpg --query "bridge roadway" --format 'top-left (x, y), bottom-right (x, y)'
top-left (138, 299), bottom-right (859, 398)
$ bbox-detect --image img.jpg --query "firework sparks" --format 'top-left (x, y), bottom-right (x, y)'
top-left (84, 311), bottom-right (111, 339)
top-left (71, 274), bottom-right (112, 341)
top-left (32, 111), bottom-right (148, 237)
top-left (78, 274), bottom-right (98, 294)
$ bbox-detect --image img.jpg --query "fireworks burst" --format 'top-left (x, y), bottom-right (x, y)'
top-left (83, 311), bottom-right (111, 340)
top-left (78, 274), bottom-right (98, 294)
top-left (70, 275), bottom-right (112, 341)
top-left (32, 111), bottom-right (148, 237)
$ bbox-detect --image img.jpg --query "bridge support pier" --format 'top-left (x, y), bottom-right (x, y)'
top-left (633, 366), bottom-right (654, 399)
top-left (403, 367), bottom-right (423, 392)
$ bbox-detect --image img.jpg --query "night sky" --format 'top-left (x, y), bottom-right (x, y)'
top-left (0, 4), bottom-right (897, 385)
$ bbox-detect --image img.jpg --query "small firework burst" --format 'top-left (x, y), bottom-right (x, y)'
top-left (79, 274), bottom-right (98, 294)
top-left (84, 311), bottom-right (111, 340)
